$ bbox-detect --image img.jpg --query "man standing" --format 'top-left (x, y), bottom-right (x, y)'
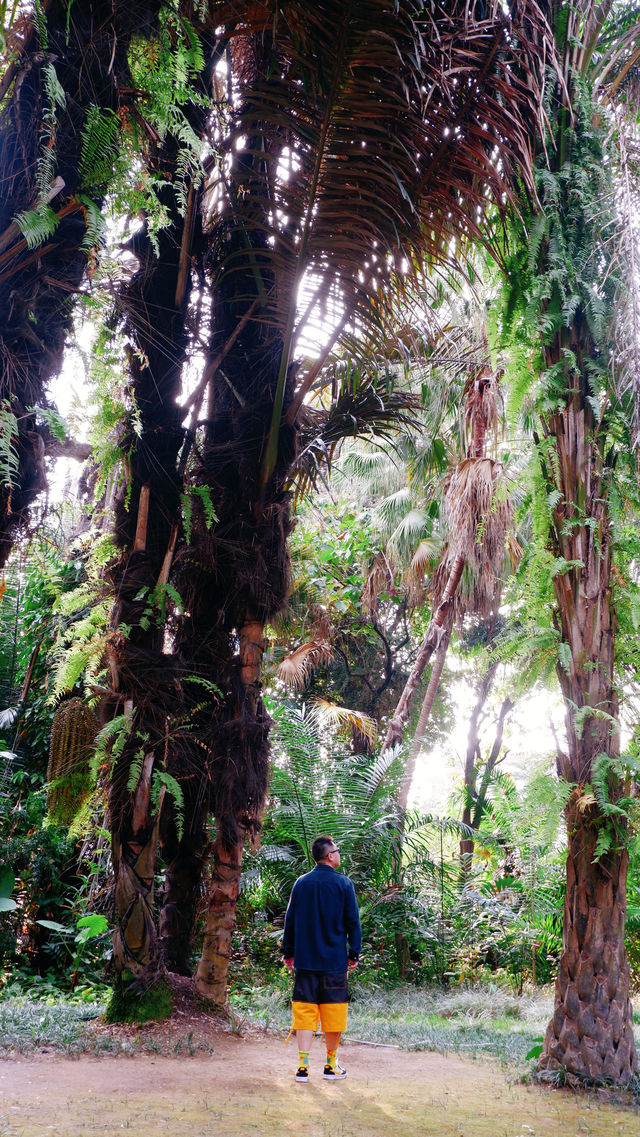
top-left (282, 835), bottom-right (362, 1083)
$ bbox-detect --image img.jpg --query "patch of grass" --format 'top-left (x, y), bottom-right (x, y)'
top-left (0, 996), bottom-right (110, 1055)
top-left (231, 980), bottom-right (640, 1070)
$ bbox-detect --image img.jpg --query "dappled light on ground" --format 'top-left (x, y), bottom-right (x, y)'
top-left (1, 1038), bottom-right (637, 1137)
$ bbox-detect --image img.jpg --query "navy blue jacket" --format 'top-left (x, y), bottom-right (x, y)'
top-left (282, 863), bottom-right (362, 972)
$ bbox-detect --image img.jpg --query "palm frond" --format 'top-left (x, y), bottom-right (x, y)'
top-left (205, 0), bottom-right (551, 488)
top-left (410, 538), bottom-right (442, 577)
top-left (307, 697), bottom-right (377, 745)
top-left (362, 551), bottom-right (396, 618)
top-left (387, 508), bottom-right (433, 561)
top-left (277, 639), bottom-right (333, 690)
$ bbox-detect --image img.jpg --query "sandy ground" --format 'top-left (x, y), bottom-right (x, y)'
top-left (0, 1033), bottom-right (638, 1137)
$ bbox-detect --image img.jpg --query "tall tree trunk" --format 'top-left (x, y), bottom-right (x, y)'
top-left (112, 750), bottom-right (165, 979)
top-left (193, 613), bottom-right (268, 1006)
top-left (382, 552), bottom-right (465, 754)
top-left (0, 0), bottom-right (162, 566)
top-left (194, 832), bottom-right (245, 1005)
top-left (459, 660), bottom-right (498, 880)
top-left (396, 617), bottom-right (452, 816)
top-left (107, 114), bottom-right (210, 985)
top-left (460, 695), bottom-right (512, 884)
top-left (541, 803), bottom-right (635, 1081)
top-left (537, 396), bottom-right (637, 1081)
top-left (159, 806), bottom-right (209, 976)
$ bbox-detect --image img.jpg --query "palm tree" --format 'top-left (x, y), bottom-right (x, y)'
top-left (381, 368), bottom-right (514, 772)
top-left (0, 1), bottom-right (164, 567)
top-left (169, 0), bottom-right (551, 1007)
top-left (499, 0), bottom-right (640, 1085)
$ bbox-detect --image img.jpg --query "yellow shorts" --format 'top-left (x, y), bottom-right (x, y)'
top-left (291, 1000), bottom-right (348, 1033)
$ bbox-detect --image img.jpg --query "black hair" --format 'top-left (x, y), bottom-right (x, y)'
top-left (311, 835), bottom-right (335, 862)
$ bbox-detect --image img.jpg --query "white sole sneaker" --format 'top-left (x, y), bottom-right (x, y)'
top-left (323, 1066), bottom-right (347, 1080)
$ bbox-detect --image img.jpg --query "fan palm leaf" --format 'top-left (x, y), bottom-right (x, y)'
top-left (203, 0), bottom-right (552, 486)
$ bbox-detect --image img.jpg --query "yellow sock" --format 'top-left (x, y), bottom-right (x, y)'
top-left (326, 1047), bottom-right (338, 1070)
top-left (298, 1050), bottom-right (310, 1069)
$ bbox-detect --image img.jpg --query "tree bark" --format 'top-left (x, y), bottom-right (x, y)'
top-left (159, 809), bottom-right (209, 976)
top-left (112, 773), bottom-right (165, 981)
top-left (540, 803), bottom-right (636, 1082)
top-left (460, 688), bottom-right (513, 886)
top-left (537, 398), bottom-right (637, 1082)
top-left (459, 661), bottom-right (498, 881)
top-left (382, 552), bottom-right (465, 754)
top-left (0, 0), bottom-right (162, 567)
top-left (396, 618), bottom-right (452, 816)
top-left (194, 832), bottom-right (245, 1006)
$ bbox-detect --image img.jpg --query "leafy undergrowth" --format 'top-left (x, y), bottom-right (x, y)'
top-left (2, 977), bottom-right (640, 1078)
top-left (231, 980), bottom-right (557, 1067)
top-left (232, 980), bottom-right (640, 1075)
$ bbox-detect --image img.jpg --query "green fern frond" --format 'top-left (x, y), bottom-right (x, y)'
top-left (152, 771), bottom-right (184, 839)
top-left (28, 405), bottom-right (67, 442)
top-left (79, 105), bottom-right (120, 190)
top-left (0, 403), bottom-right (19, 489)
top-left (14, 205), bottom-right (59, 249)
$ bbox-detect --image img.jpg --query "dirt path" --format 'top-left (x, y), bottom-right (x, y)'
top-left (0, 1035), bottom-right (637, 1137)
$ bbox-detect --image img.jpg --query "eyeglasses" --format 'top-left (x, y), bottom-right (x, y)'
top-left (329, 846), bottom-right (340, 855)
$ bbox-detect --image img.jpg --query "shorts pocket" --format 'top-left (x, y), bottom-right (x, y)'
top-left (323, 971), bottom-right (348, 1001)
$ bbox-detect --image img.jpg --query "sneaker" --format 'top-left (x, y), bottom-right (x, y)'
top-left (295, 1067), bottom-right (310, 1083)
top-left (323, 1063), bottom-right (347, 1080)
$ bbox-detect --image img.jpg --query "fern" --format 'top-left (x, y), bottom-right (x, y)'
top-left (78, 106), bottom-right (121, 190)
top-left (152, 771), bottom-right (184, 839)
top-left (15, 60), bottom-right (66, 243)
top-left (0, 403), bottom-right (19, 489)
top-left (92, 712), bottom-right (134, 781)
top-left (77, 195), bottom-right (106, 259)
top-left (126, 750), bottom-right (145, 793)
top-left (27, 405), bottom-right (67, 442)
top-left (14, 205), bottom-right (60, 249)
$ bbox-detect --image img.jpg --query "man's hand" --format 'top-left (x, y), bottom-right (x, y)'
top-left (348, 959), bottom-right (358, 971)
top-left (284, 957), bottom-right (294, 971)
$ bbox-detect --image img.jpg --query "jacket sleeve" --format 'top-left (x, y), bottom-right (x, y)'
top-left (282, 882), bottom-right (297, 959)
top-left (344, 879), bottom-right (362, 960)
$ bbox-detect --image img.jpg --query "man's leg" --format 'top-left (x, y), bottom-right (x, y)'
top-left (324, 1030), bottom-right (341, 1071)
top-left (319, 975), bottom-right (348, 1080)
top-left (291, 971), bottom-right (321, 1081)
top-left (296, 1028), bottom-right (313, 1074)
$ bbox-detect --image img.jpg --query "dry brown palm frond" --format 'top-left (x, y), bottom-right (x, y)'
top-left (444, 457), bottom-right (512, 569)
top-left (405, 537), bottom-right (442, 609)
top-left (464, 369), bottom-right (504, 458)
top-left (410, 538), bottom-right (441, 578)
top-left (277, 640), bottom-right (334, 690)
top-left (362, 551), bottom-right (397, 618)
top-left (308, 697), bottom-right (377, 745)
top-left (507, 533), bottom-right (525, 570)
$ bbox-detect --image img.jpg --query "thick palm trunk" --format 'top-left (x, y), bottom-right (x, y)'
top-left (537, 398), bottom-right (637, 1081)
top-left (193, 614), bottom-right (266, 1006)
top-left (112, 755), bottom-right (165, 978)
top-left (159, 808), bottom-right (209, 976)
top-left (107, 122), bottom-right (209, 986)
top-left (0, 1), bottom-right (162, 566)
top-left (541, 804), bottom-right (635, 1081)
top-left (194, 833), bottom-right (245, 1005)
